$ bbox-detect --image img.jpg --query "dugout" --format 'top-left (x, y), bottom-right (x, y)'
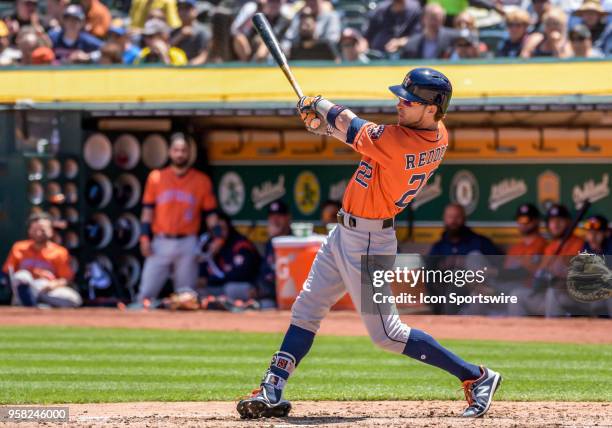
top-left (0, 59), bottom-right (611, 302)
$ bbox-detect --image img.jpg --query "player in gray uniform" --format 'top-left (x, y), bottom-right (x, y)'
top-left (237, 68), bottom-right (502, 419)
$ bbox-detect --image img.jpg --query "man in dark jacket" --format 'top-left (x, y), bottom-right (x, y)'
top-left (399, 3), bottom-right (456, 59)
top-left (363, 0), bottom-right (422, 55)
top-left (428, 203), bottom-right (503, 314)
top-left (200, 211), bottom-right (261, 303)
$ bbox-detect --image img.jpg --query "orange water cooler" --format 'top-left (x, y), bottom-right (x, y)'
top-left (272, 235), bottom-right (354, 310)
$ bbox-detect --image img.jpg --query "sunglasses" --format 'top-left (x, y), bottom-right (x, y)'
top-left (398, 98), bottom-right (424, 107)
top-left (584, 219), bottom-right (604, 230)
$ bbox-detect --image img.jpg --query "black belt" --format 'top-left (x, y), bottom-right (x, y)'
top-left (337, 213), bottom-right (394, 230)
top-left (155, 234), bottom-right (193, 239)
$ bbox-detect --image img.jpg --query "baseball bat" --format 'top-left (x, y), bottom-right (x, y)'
top-left (554, 199), bottom-right (591, 256)
top-left (252, 13), bottom-right (304, 99)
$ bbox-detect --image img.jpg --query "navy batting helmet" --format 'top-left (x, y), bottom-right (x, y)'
top-left (389, 68), bottom-right (453, 115)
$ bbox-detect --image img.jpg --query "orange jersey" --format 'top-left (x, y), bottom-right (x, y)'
top-left (2, 240), bottom-right (73, 281)
top-left (143, 167), bottom-right (217, 235)
top-left (503, 234), bottom-right (548, 272)
top-left (342, 121), bottom-right (448, 219)
top-left (543, 235), bottom-right (584, 256)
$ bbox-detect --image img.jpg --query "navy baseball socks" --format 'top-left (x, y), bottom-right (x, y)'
top-left (403, 328), bottom-right (502, 417)
top-left (238, 325), bottom-right (501, 418)
top-left (237, 325), bottom-right (314, 419)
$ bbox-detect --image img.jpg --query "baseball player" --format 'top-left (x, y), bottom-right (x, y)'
top-left (237, 68), bottom-right (502, 419)
top-left (137, 133), bottom-right (217, 303)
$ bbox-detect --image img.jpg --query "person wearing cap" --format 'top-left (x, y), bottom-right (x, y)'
top-left (508, 203), bottom-right (584, 316)
top-left (569, 23), bottom-right (604, 56)
top-left (48, 4), bottom-right (103, 63)
top-left (544, 214), bottom-right (611, 317)
top-left (170, 0), bottom-right (209, 65)
top-left (362, 0), bottom-right (422, 55)
top-left (30, 46), bottom-right (55, 64)
top-left (80, 0), bottom-right (111, 39)
top-left (199, 210), bottom-right (261, 305)
top-left (107, 24), bottom-right (141, 64)
top-left (399, 4), bottom-right (457, 59)
top-left (503, 203), bottom-right (547, 277)
top-left (129, 0), bottom-right (181, 30)
top-left (573, 0), bottom-right (608, 44)
top-left (340, 28), bottom-right (370, 63)
top-left (254, 200), bottom-right (293, 309)
top-left (496, 7), bottom-right (531, 57)
top-left (448, 28), bottom-right (481, 59)
top-left (0, 21), bottom-right (21, 65)
top-left (136, 18), bottom-right (188, 65)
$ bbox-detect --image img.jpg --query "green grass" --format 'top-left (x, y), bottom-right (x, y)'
top-left (0, 326), bottom-right (610, 404)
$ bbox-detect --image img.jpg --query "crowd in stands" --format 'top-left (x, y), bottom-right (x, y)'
top-left (1, 0), bottom-right (611, 66)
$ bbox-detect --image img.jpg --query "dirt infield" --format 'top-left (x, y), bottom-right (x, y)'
top-left (8, 401), bottom-right (606, 427)
top-left (0, 307), bottom-right (610, 344)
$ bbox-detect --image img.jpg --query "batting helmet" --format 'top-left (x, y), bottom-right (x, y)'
top-left (389, 68), bottom-right (453, 115)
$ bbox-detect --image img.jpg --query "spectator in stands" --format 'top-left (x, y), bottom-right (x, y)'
top-left (208, 6), bottom-right (236, 63)
top-left (0, 21), bottom-right (21, 65)
top-left (136, 19), bottom-right (188, 65)
top-left (573, 0), bottom-right (608, 45)
top-left (129, 0), bottom-right (181, 30)
top-left (529, 0), bottom-right (552, 33)
top-left (521, 7), bottom-right (573, 57)
top-left (429, 0), bottom-right (505, 27)
top-left (16, 26), bottom-right (46, 65)
top-left (107, 25), bottom-right (141, 64)
top-left (320, 199), bottom-right (341, 227)
top-left (170, 0), bottom-right (209, 65)
top-left (5, 0), bottom-right (46, 43)
top-left (200, 210), bottom-right (261, 303)
top-left (44, 0), bottom-right (70, 33)
top-left (448, 28), bottom-right (481, 59)
top-left (452, 10), bottom-right (490, 56)
top-left (31, 45), bottom-right (55, 64)
top-left (544, 214), bottom-right (611, 317)
top-left (289, 7), bottom-right (339, 61)
top-left (80, 0), bottom-right (111, 39)
top-left (2, 212), bottom-right (82, 308)
top-left (256, 200), bottom-right (292, 309)
top-left (595, 21), bottom-right (612, 55)
top-left (508, 203), bottom-right (583, 316)
top-left (232, 0), bottom-right (292, 62)
top-left (282, 0), bottom-right (341, 56)
top-left (427, 203), bottom-right (503, 314)
top-left (340, 28), bottom-right (369, 62)
top-left (49, 5), bottom-right (103, 64)
top-left (399, 3), bottom-right (456, 59)
top-left (496, 7), bottom-right (531, 56)
top-left (363, 0), bottom-right (422, 56)
top-left (569, 23), bottom-right (604, 56)
top-left (99, 42), bottom-right (123, 64)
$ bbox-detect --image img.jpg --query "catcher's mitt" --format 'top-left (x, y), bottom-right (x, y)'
top-left (163, 291), bottom-right (201, 311)
top-left (297, 96), bottom-right (332, 136)
top-left (566, 252), bottom-right (612, 303)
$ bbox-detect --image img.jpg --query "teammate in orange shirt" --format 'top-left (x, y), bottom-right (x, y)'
top-left (3, 212), bottom-right (81, 307)
top-left (137, 133), bottom-right (217, 303)
top-left (238, 68), bottom-right (502, 419)
top-left (503, 203), bottom-right (548, 275)
top-left (508, 203), bottom-right (584, 316)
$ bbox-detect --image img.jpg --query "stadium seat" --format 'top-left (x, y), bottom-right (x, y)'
top-left (541, 128), bottom-right (587, 158)
top-left (496, 128), bottom-right (543, 158)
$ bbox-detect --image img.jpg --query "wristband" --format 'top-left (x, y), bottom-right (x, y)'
top-left (140, 222), bottom-right (152, 239)
top-left (326, 104), bottom-right (347, 129)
